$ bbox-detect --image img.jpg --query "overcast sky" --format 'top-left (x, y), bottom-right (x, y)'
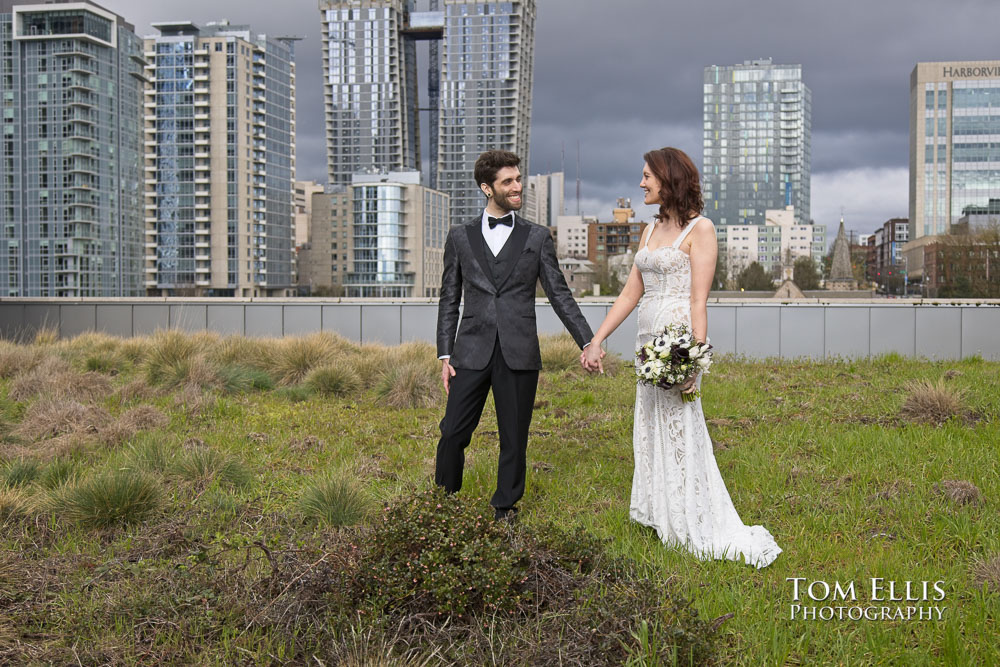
top-left (100, 0), bottom-right (1000, 243)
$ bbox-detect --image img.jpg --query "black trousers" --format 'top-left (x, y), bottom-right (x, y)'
top-left (435, 338), bottom-right (539, 510)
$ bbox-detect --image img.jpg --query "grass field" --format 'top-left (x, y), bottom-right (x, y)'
top-left (1, 331), bottom-right (998, 665)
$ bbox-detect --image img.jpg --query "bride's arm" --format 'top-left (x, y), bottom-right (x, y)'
top-left (687, 219), bottom-right (718, 344)
top-left (583, 264), bottom-right (644, 369)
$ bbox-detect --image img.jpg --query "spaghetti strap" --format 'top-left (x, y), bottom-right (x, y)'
top-left (642, 223), bottom-right (656, 249)
top-left (671, 216), bottom-right (701, 248)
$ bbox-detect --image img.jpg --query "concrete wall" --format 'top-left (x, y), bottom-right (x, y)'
top-left (1, 298), bottom-right (999, 360)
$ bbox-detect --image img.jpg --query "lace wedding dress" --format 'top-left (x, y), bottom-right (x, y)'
top-left (630, 218), bottom-right (781, 569)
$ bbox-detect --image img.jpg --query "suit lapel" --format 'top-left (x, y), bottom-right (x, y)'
top-left (464, 221), bottom-right (497, 290)
top-left (494, 219), bottom-right (530, 290)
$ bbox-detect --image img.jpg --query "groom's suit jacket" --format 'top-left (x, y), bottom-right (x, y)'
top-left (437, 215), bottom-right (594, 371)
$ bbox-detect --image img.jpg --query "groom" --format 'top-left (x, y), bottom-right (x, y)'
top-left (435, 150), bottom-right (594, 521)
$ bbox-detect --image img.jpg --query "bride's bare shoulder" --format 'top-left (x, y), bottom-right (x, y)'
top-left (690, 216), bottom-right (717, 240)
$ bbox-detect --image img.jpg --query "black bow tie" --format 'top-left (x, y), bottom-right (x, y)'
top-left (488, 214), bottom-right (513, 229)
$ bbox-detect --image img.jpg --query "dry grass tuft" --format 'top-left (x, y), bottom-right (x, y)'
top-left (900, 379), bottom-right (965, 425)
top-left (113, 379), bottom-right (159, 404)
top-left (0, 341), bottom-right (46, 379)
top-left (305, 364), bottom-right (361, 397)
top-left (100, 406), bottom-right (169, 446)
top-left (972, 555), bottom-right (1000, 592)
top-left (12, 399), bottom-right (111, 443)
top-left (376, 360), bottom-right (440, 409)
top-left (209, 335), bottom-right (276, 371)
top-left (0, 487), bottom-right (32, 523)
top-left (539, 333), bottom-right (584, 372)
top-left (344, 343), bottom-right (392, 387)
top-left (143, 330), bottom-right (202, 387)
top-left (269, 333), bottom-right (343, 385)
top-left (934, 479), bottom-right (982, 506)
top-left (116, 337), bottom-right (152, 365)
top-left (7, 356), bottom-right (111, 403)
top-left (32, 326), bottom-right (59, 345)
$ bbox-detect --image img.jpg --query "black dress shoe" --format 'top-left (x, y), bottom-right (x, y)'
top-left (494, 507), bottom-right (519, 523)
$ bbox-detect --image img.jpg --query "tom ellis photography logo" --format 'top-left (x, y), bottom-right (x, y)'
top-left (787, 578), bottom-right (947, 621)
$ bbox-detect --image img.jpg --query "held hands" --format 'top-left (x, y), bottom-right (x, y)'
top-left (580, 341), bottom-right (605, 374)
top-left (441, 359), bottom-right (456, 394)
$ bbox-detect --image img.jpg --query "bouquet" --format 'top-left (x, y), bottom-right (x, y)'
top-left (635, 323), bottom-right (713, 403)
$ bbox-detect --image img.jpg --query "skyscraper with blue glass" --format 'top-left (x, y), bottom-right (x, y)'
top-left (0, 0), bottom-right (145, 297)
top-left (910, 61), bottom-right (1000, 239)
top-left (319, 0), bottom-right (535, 226)
top-left (703, 58), bottom-right (811, 227)
top-left (145, 21), bottom-right (296, 297)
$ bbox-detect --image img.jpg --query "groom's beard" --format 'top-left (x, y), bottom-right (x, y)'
top-left (492, 190), bottom-right (523, 214)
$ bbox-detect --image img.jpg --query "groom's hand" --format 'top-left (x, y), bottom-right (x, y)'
top-left (581, 343), bottom-right (605, 374)
top-left (441, 359), bottom-right (456, 394)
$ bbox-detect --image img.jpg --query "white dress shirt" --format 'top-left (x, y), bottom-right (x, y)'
top-left (481, 208), bottom-right (516, 257)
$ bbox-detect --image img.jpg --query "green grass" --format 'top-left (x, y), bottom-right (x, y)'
top-left (0, 335), bottom-right (998, 664)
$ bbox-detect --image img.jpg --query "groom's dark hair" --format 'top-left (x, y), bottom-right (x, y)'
top-left (474, 150), bottom-right (521, 189)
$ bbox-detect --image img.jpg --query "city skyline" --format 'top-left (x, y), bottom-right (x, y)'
top-left (76, 0), bottom-right (1000, 240)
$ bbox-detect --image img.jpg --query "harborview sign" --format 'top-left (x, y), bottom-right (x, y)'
top-left (942, 65), bottom-right (1000, 78)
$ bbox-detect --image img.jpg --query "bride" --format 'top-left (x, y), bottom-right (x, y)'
top-left (581, 147), bottom-right (781, 569)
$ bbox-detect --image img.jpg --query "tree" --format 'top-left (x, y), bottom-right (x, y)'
top-left (737, 262), bottom-right (774, 291)
top-left (592, 262), bottom-right (623, 297)
top-left (792, 256), bottom-right (821, 290)
top-left (713, 249), bottom-right (728, 291)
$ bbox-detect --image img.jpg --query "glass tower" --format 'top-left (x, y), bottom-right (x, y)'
top-left (436, 0), bottom-right (535, 224)
top-left (0, 1), bottom-right (145, 297)
top-left (320, 0), bottom-right (419, 186)
top-left (703, 58), bottom-right (811, 227)
top-left (319, 0), bottom-right (535, 225)
top-left (910, 61), bottom-right (1000, 239)
top-left (145, 21), bottom-right (296, 297)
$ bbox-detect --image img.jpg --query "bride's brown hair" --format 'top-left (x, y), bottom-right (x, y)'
top-left (643, 147), bottom-right (703, 228)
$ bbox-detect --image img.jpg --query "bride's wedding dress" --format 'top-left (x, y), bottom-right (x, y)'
top-left (630, 218), bottom-right (781, 569)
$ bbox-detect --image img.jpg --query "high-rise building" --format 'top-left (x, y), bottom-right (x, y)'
top-left (436, 0), bottom-right (535, 224)
top-left (346, 170), bottom-right (448, 298)
top-left (909, 61), bottom-right (1000, 239)
top-left (0, 0), bottom-right (145, 297)
top-left (319, 1), bottom-right (419, 186)
top-left (144, 21), bottom-right (297, 297)
top-left (293, 180), bottom-right (324, 249)
top-left (703, 58), bottom-right (811, 227)
top-left (297, 184), bottom-right (351, 295)
top-left (524, 171), bottom-right (563, 227)
top-left (319, 0), bottom-right (535, 226)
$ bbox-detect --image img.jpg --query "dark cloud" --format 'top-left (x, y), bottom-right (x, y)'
top-left (101, 0), bottom-right (1000, 237)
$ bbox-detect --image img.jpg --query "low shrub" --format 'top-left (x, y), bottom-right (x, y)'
top-left (343, 487), bottom-right (717, 664)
